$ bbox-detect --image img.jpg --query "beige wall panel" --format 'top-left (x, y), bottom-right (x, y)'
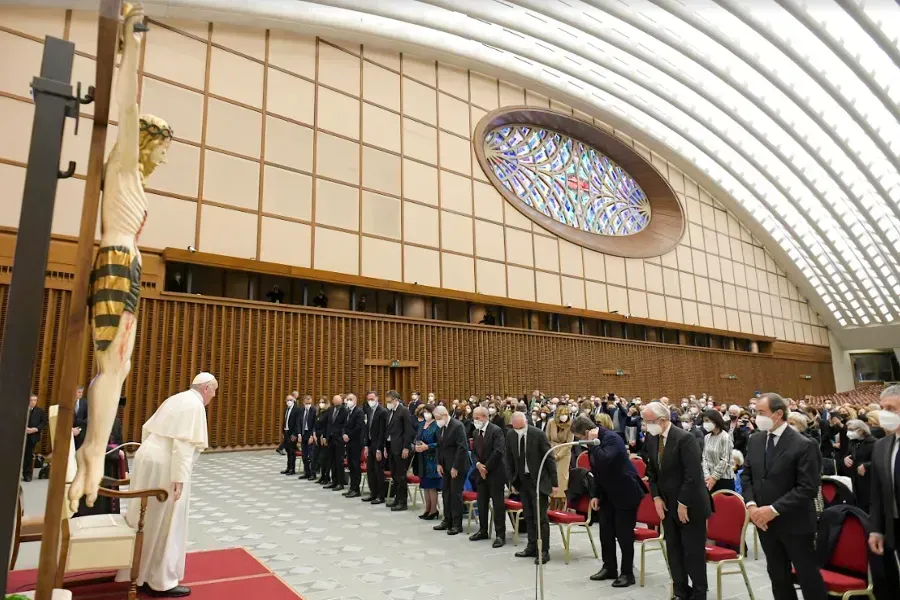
top-left (504, 202), bottom-right (532, 230)
top-left (402, 77), bottom-right (437, 125)
top-left (144, 26), bottom-right (207, 90)
top-left (713, 305), bottom-right (728, 330)
top-left (499, 81), bottom-right (524, 107)
top-left (470, 72), bottom-right (498, 109)
top-left (362, 103), bottom-right (401, 153)
top-left (507, 265), bottom-right (536, 302)
top-left (526, 90), bottom-right (550, 108)
top-left (438, 93), bottom-right (470, 137)
top-left (739, 311), bottom-right (753, 334)
top-left (440, 211), bottom-right (474, 255)
top-left (403, 55), bottom-right (436, 86)
top-left (209, 47), bottom-right (263, 108)
top-left (206, 98), bottom-right (261, 157)
top-left (536, 271), bottom-right (561, 305)
top-left (441, 252), bottom-right (475, 292)
top-left (438, 63), bottom-right (468, 98)
top-left (147, 141), bottom-right (200, 198)
top-left (726, 308), bottom-right (741, 332)
top-left (0, 6), bottom-right (64, 38)
top-left (0, 33), bottom-right (41, 98)
top-left (362, 146), bottom-right (401, 196)
top-left (318, 43), bottom-right (360, 96)
top-left (472, 151), bottom-right (488, 182)
top-left (585, 281), bottom-right (609, 312)
top-left (402, 159), bottom-right (438, 206)
top-left (558, 240), bottom-right (584, 278)
top-left (698, 303), bottom-right (714, 328)
top-left (533, 235), bottom-right (560, 272)
top-left (317, 133), bottom-right (360, 185)
top-left (679, 271), bottom-right (697, 301)
top-left (361, 236), bottom-right (402, 282)
top-left (141, 193), bottom-right (197, 250)
top-left (474, 219), bottom-right (505, 261)
top-left (439, 170), bottom-right (473, 214)
top-left (266, 69), bottom-right (315, 124)
top-left (361, 191), bottom-right (401, 240)
top-left (140, 77), bottom-right (204, 143)
top-left (683, 300), bottom-right (699, 326)
top-left (645, 262), bottom-right (664, 295)
top-left (561, 276), bottom-right (586, 309)
top-left (470, 105), bottom-right (487, 137)
top-left (629, 289), bottom-right (649, 319)
top-left (262, 165), bottom-right (312, 221)
top-left (259, 217), bottom-right (311, 267)
top-left (666, 296), bottom-right (684, 324)
top-left (648, 293), bottom-right (667, 321)
top-left (202, 150), bottom-right (259, 210)
top-left (199, 204), bottom-right (257, 258)
top-left (473, 181), bottom-right (504, 223)
top-left (317, 87), bottom-right (360, 139)
top-left (607, 285), bottom-right (628, 315)
top-left (583, 249), bottom-right (606, 282)
top-left (363, 61), bottom-right (400, 111)
top-left (625, 258), bottom-right (646, 290)
top-left (265, 116), bottom-right (313, 172)
top-left (315, 179), bottom-right (359, 231)
top-left (0, 97), bottom-right (33, 163)
top-left (605, 255), bottom-right (626, 287)
top-left (692, 249), bottom-right (708, 277)
top-left (212, 23), bottom-right (265, 60)
top-left (476, 259), bottom-right (507, 297)
top-left (404, 244), bottom-right (440, 286)
top-left (52, 177), bottom-right (85, 238)
top-left (364, 45), bottom-right (400, 71)
top-left (403, 201), bottom-right (439, 247)
top-left (439, 131), bottom-right (472, 176)
top-left (268, 31), bottom-right (316, 78)
top-left (0, 163), bottom-right (25, 228)
top-left (505, 228), bottom-right (534, 268)
top-left (314, 226), bottom-right (359, 275)
top-left (403, 118), bottom-right (438, 165)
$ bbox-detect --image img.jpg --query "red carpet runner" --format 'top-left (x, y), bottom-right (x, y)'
top-left (6, 548), bottom-right (302, 599)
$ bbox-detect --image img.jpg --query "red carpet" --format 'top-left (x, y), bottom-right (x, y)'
top-left (7, 548), bottom-right (301, 600)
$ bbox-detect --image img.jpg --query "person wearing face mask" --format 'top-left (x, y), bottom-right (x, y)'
top-left (409, 391), bottom-right (422, 414)
top-left (323, 395), bottom-right (349, 492)
top-left (700, 410), bottom-right (735, 493)
top-left (469, 406), bottom-right (507, 548)
top-left (625, 403), bottom-right (643, 453)
top-left (385, 389), bottom-right (415, 512)
top-left (867, 385), bottom-right (900, 597)
top-left (412, 404), bottom-right (441, 520)
top-left (843, 419), bottom-right (876, 513)
top-left (297, 395), bottom-right (318, 480)
top-left (727, 405), bottom-right (750, 456)
top-left (433, 406), bottom-right (468, 535)
top-left (740, 393), bottom-right (825, 600)
top-left (486, 400), bottom-right (504, 430)
top-left (280, 395), bottom-right (301, 476)
top-left (314, 398), bottom-right (330, 484)
top-left (546, 405), bottom-right (575, 510)
top-left (680, 414), bottom-right (705, 450)
top-left (341, 394), bottom-right (365, 498)
top-left (361, 391), bottom-right (388, 504)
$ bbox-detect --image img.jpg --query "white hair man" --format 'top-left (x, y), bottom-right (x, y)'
top-left (867, 384), bottom-right (900, 590)
top-left (118, 372), bottom-right (218, 597)
top-left (432, 405), bottom-right (468, 534)
top-left (470, 406), bottom-right (507, 547)
top-left (640, 401), bottom-right (710, 600)
top-left (281, 394), bottom-right (300, 475)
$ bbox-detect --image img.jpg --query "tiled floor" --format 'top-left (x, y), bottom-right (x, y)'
top-left (21, 451), bottom-right (777, 599)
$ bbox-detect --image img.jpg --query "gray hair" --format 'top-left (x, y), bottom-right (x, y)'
top-left (285, 395), bottom-right (294, 402)
top-left (510, 411), bottom-right (527, 427)
top-left (473, 406), bottom-right (488, 419)
top-left (643, 401), bottom-right (670, 421)
top-left (881, 384), bottom-right (900, 400)
top-left (847, 419), bottom-right (871, 437)
top-left (787, 412), bottom-right (809, 431)
top-left (346, 393), bottom-right (357, 403)
top-left (732, 449), bottom-right (744, 467)
top-left (433, 405), bottom-right (449, 418)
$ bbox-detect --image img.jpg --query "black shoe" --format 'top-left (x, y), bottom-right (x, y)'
top-left (534, 553), bottom-right (550, 565)
top-left (390, 503), bottom-right (408, 512)
top-left (317, 479), bottom-right (330, 485)
top-left (370, 498), bottom-right (385, 505)
top-left (332, 485), bottom-right (345, 492)
top-left (590, 567), bottom-right (618, 581)
top-left (492, 537), bottom-right (506, 548)
top-left (280, 469), bottom-right (293, 475)
top-left (361, 495), bottom-right (375, 502)
top-left (322, 483), bottom-right (336, 489)
top-left (276, 449), bottom-right (285, 456)
top-left (433, 522), bottom-right (451, 531)
top-left (447, 527), bottom-right (462, 536)
top-left (418, 512), bottom-right (431, 520)
top-left (22, 475), bottom-right (32, 482)
top-left (611, 574), bottom-right (635, 588)
top-left (140, 584), bottom-right (191, 597)
top-left (346, 490), bottom-right (361, 498)
top-left (469, 531), bottom-right (489, 541)
top-left (515, 548), bottom-right (537, 558)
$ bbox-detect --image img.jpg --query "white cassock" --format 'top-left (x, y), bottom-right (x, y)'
top-left (116, 388), bottom-right (208, 591)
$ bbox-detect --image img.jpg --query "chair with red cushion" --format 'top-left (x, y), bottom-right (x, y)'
top-left (407, 474), bottom-right (422, 507)
top-left (462, 490), bottom-right (487, 534)
top-left (546, 493), bottom-right (598, 564)
top-left (505, 497), bottom-right (524, 545)
top-left (705, 490), bottom-right (754, 600)
top-left (821, 477), bottom-right (855, 509)
top-left (634, 492), bottom-right (668, 586)
top-left (576, 451), bottom-right (590, 470)
top-left (630, 456), bottom-right (647, 479)
top-left (806, 511), bottom-right (873, 599)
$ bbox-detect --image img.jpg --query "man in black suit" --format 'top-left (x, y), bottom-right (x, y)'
top-left (281, 395), bottom-right (301, 475)
top-left (866, 385), bottom-right (900, 598)
top-left (385, 389), bottom-right (414, 512)
top-left (342, 394), bottom-right (365, 498)
top-left (408, 391), bottom-right (422, 415)
top-left (642, 401), bottom-right (711, 600)
top-left (740, 393), bottom-right (825, 600)
top-left (73, 385), bottom-right (88, 450)
top-left (324, 395), bottom-right (348, 491)
top-left (23, 394), bottom-right (46, 482)
top-left (433, 406), bottom-right (469, 535)
top-left (298, 395), bottom-right (317, 480)
top-left (572, 415), bottom-right (644, 588)
top-left (469, 406), bottom-right (507, 548)
top-left (505, 411), bottom-right (558, 564)
top-left (362, 391), bottom-right (388, 504)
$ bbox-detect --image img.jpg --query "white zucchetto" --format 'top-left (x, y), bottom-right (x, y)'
top-left (192, 372), bottom-right (216, 386)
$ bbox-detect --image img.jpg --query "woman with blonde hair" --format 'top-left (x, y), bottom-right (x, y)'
top-left (546, 405), bottom-right (575, 510)
top-left (595, 412), bottom-right (614, 430)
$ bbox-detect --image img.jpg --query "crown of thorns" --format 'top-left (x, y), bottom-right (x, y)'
top-left (140, 121), bottom-right (174, 140)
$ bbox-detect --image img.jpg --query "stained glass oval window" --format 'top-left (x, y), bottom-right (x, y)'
top-left (484, 125), bottom-right (651, 236)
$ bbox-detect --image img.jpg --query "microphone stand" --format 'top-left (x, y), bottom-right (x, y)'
top-left (535, 438), bottom-right (599, 600)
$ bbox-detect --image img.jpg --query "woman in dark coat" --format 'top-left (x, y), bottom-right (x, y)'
top-left (845, 419), bottom-right (877, 512)
top-left (314, 397), bottom-right (329, 483)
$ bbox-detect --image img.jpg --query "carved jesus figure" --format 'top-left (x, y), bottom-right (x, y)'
top-left (68, 3), bottom-right (173, 513)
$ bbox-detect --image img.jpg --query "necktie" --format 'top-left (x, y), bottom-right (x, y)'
top-left (657, 435), bottom-right (665, 465)
top-left (893, 437), bottom-right (899, 502)
top-left (519, 434), bottom-right (526, 462)
top-left (765, 433), bottom-right (776, 471)
top-left (475, 429), bottom-right (484, 456)
top-left (285, 407), bottom-right (290, 429)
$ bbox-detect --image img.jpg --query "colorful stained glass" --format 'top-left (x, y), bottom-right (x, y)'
top-left (484, 125), bottom-right (651, 236)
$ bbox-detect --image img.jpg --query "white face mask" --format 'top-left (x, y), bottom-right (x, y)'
top-left (755, 415), bottom-right (774, 432)
top-left (474, 419), bottom-right (487, 430)
top-left (423, 412), bottom-right (432, 420)
top-left (488, 407), bottom-right (497, 415)
top-left (847, 430), bottom-right (861, 440)
top-left (877, 410), bottom-right (900, 432)
top-left (347, 400), bottom-right (356, 409)
top-left (702, 421), bottom-right (715, 432)
top-left (318, 403), bottom-right (326, 409)
top-left (515, 426), bottom-right (526, 437)
top-left (437, 418), bottom-right (448, 428)
top-left (683, 422), bottom-right (693, 430)
top-left (287, 401), bottom-right (294, 408)
top-left (558, 414), bottom-right (568, 422)
top-left (647, 423), bottom-right (662, 436)
top-left (367, 400), bottom-right (377, 408)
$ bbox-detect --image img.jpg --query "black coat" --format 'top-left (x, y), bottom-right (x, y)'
top-left (385, 403), bottom-right (415, 455)
top-left (729, 422), bottom-right (750, 455)
top-left (314, 409), bottom-right (328, 438)
top-left (470, 422), bottom-right (505, 482)
top-left (365, 404), bottom-right (388, 451)
top-left (436, 418), bottom-right (469, 474)
top-left (298, 404), bottom-right (317, 437)
top-left (588, 427), bottom-right (645, 510)
top-left (740, 425), bottom-right (821, 535)
top-left (645, 424), bottom-right (711, 520)
top-left (868, 434), bottom-right (899, 549)
top-left (324, 405), bottom-right (348, 440)
top-left (282, 404), bottom-right (301, 436)
top-left (73, 396), bottom-right (88, 445)
top-left (343, 406), bottom-right (365, 449)
top-left (26, 405), bottom-right (46, 444)
top-left (504, 426), bottom-right (558, 496)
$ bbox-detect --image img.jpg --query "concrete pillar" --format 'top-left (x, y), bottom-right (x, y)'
top-left (829, 331), bottom-right (854, 392)
top-left (403, 296), bottom-right (426, 319)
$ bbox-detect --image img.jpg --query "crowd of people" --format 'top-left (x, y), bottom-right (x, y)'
top-left (275, 385), bottom-right (900, 599)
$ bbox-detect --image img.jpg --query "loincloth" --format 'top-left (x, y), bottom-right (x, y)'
top-left (89, 245), bottom-right (142, 353)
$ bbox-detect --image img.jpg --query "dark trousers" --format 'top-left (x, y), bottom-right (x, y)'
top-left (300, 432), bottom-right (315, 476)
top-left (441, 467), bottom-right (464, 527)
top-left (757, 528), bottom-right (826, 600)
top-left (711, 479), bottom-right (735, 493)
top-left (366, 447), bottom-right (386, 499)
top-left (388, 450), bottom-right (411, 505)
top-left (22, 437), bottom-right (37, 478)
top-left (476, 475), bottom-right (506, 537)
top-left (347, 444), bottom-right (362, 491)
top-left (318, 441), bottom-right (332, 482)
top-left (599, 503), bottom-right (638, 576)
top-left (282, 431), bottom-right (297, 473)
top-left (873, 520), bottom-right (900, 600)
top-left (520, 475), bottom-right (550, 552)
top-left (329, 437), bottom-right (346, 485)
top-left (663, 513), bottom-right (708, 597)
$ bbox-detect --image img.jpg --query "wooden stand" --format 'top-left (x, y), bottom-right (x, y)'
top-left (34, 2), bottom-right (123, 599)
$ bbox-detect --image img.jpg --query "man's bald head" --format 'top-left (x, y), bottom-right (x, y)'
top-left (433, 405), bottom-right (449, 419)
top-left (510, 411), bottom-right (527, 430)
top-left (331, 395), bottom-right (343, 406)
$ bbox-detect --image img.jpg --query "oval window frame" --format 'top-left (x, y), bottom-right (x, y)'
top-left (473, 107), bottom-right (685, 258)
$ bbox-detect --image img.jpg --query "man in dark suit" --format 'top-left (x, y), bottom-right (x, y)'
top-left (324, 395), bottom-right (348, 491)
top-left (23, 394), bottom-right (46, 482)
top-left (362, 391), bottom-right (388, 504)
top-left (642, 401), bottom-right (711, 600)
top-left (73, 385), bottom-right (88, 450)
top-left (408, 391), bottom-right (422, 415)
top-left (342, 394), bottom-right (365, 498)
top-left (281, 395), bottom-right (301, 475)
top-left (385, 389), bottom-right (415, 512)
top-left (867, 385), bottom-right (900, 598)
top-left (470, 406), bottom-right (507, 548)
top-left (505, 411), bottom-right (558, 564)
top-left (572, 415), bottom-right (644, 588)
top-left (298, 395), bottom-right (317, 480)
top-left (740, 393), bottom-right (825, 600)
top-left (433, 406), bottom-right (469, 535)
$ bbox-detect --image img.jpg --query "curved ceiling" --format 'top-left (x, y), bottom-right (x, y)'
top-left (30, 0), bottom-right (900, 345)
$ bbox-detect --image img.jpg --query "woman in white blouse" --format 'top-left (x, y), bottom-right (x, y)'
top-left (700, 409), bottom-right (735, 492)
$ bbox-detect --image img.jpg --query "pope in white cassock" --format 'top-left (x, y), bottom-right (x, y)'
top-left (117, 372), bottom-right (218, 598)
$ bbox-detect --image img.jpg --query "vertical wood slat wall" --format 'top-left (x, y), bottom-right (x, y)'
top-left (0, 285), bottom-right (835, 452)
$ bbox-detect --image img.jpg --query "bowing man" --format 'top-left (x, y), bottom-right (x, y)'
top-left (342, 393), bottom-right (365, 498)
top-left (470, 406), bottom-right (507, 547)
top-left (324, 395), bottom-right (348, 491)
top-left (362, 391), bottom-right (388, 504)
top-left (433, 405), bottom-right (469, 535)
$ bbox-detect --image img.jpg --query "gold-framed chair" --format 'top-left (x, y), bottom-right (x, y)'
top-left (634, 491), bottom-right (668, 586)
top-left (504, 498), bottom-right (523, 545)
top-left (807, 510), bottom-right (875, 600)
top-left (705, 490), bottom-right (754, 600)
top-left (546, 494), bottom-right (599, 564)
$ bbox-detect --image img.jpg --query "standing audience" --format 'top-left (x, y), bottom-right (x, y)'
top-left (23, 394), bottom-right (46, 482)
top-left (413, 404), bottom-right (441, 520)
top-left (844, 419), bottom-right (876, 512)
top-left (546, 404), bottom-right (574, 510)
top-left (362, 391), bottom-right (388, 504)
top-left (700, 409), bottom-right (735, 492)
top-left (385, 390), bottom-right (415, 512)
top-left (868, 385), bottom-right (900, 597)
top-left (434, 405), bottom-right (468, 535)
top-left (470, 406), bottom-right (507, 548)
